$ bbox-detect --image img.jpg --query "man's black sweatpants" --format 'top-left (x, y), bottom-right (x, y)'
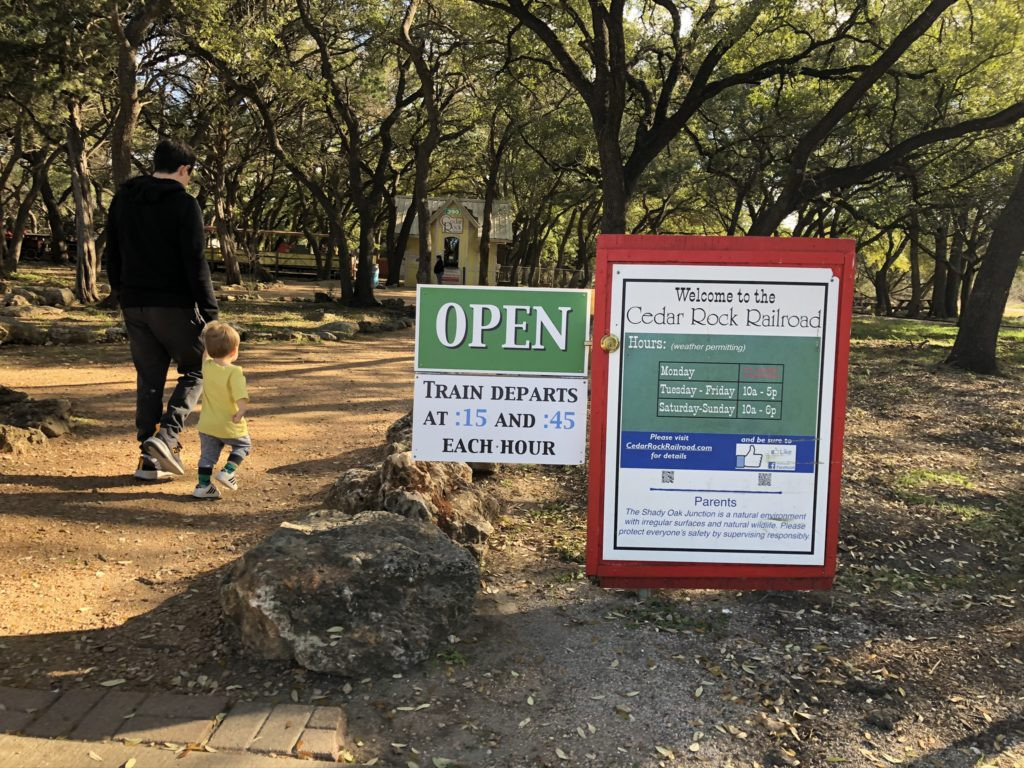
top-left (122, 306), bottom-right (205, 449)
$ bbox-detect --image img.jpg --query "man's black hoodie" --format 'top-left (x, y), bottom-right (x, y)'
top-left (106, 175), bottom-right (218, 321)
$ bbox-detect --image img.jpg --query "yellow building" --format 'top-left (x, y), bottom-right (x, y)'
top-left (396, 196), bottom-right (513, 286)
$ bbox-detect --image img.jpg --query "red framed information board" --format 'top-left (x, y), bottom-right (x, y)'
top-left (586, 235), bottom-right (856, 590)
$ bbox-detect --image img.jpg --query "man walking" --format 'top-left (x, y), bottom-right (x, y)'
top-left (106, 139), bottom-right (219, 480)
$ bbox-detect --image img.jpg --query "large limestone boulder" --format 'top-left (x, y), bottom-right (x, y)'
top-left (220, 511), bottom-right (480, 675)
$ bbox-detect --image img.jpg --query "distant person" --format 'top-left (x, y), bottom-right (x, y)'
top-left (192, 322), bottom-right (251, 500)
top-left (434, 254), bottom-right (445, 284)
top-left (106, 138), bottom-right (219, 481)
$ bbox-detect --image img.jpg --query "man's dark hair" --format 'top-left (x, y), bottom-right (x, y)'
top-left (153, 139), bottom-right (197, 174)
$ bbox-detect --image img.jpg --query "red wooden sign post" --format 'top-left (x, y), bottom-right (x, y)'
top-left (587, 235), bottom-right (856, 590)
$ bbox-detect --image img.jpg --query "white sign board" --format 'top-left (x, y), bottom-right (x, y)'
top-left (602, 264), bottom-right (840, 566)
top-left (413, 373), bottom-right (588, 464)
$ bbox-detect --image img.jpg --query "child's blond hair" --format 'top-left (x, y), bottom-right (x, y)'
top-left (202, 321), bottom-right (240, 359)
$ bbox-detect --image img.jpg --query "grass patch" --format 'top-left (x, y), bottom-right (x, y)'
top-left (895, 468), bottom-right (973, 492)
top-left (850, 317), bottom-right (1024, 369)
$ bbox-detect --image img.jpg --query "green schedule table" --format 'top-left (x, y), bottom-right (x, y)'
top-left (656, 362), bottom-right (784, 420)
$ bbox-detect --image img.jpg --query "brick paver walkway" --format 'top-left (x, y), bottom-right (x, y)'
top-left (0, 734), bottom-right (342, 767)
top-left (0, 685), bottom-right (347, 762)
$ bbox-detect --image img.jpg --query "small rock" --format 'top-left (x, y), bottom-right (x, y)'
top-left (379, 452), bottom-right (496, 559)
top-left (319, 320), bottom-right (358, 339)
top-left (4, 293), bottom-right (31, 308)
top-left (48, 325), bottom-right (102, 344)
top-left (39, 287), bottom-right (76, 307)
top-left (323, 467), bottom-right (381, 513)
top-left (386, 411), bottom-right (413, 448)
top-left (865, 708), bottom-right (902, 731)
top-left (0, 319), bottom-right (48, 345)
top-left (764, 748), bottom-right (801, 767)
top-left (269, 329), bottom-right (307, 342)
top-left (10, 287), bottom-right (43, 305)
top-left (0, 424), bottom-right (47, 453)
top-left (0, 305), bottom-right (66, 320)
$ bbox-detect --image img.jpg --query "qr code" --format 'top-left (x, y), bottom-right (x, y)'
top-left (758, 473), bottom-right (772, 487)
top-left (661, 470), bottom-right (675, 484)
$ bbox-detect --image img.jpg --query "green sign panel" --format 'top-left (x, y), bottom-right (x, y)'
top-left (415, 286), bottom-right (590, 375)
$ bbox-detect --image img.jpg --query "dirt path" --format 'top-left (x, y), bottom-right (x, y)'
top-left (0, 333), bottom-right (414, 638)
top-left (1, 327), bottom-right (1023, 768)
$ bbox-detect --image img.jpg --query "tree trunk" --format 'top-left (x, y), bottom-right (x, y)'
top-left (906, 215), bottom-right (922, 316)
top-left (479, 117), bottom-right (511, 285)
top-left (111, 38), bottom-right (142, 188)
top-left (929, 223), bottom-right (948, 319)
top-left (3, 153), bottom-right (45, 272)
top-left (0, 123), bottom-right (25, 271)
top-left (872, 270), bottom-right (891, 315)
top-left (391, 200), bottom-right (415, 286)
top-left (597, 131), bottom-right (627, 234)
top-left (353, 209), bottom-right (378, 306)
top-left (412, 145), bottom-right (433, 285)
top-left (959, 261), bottom-right (976, 323)
top-left (945, 165), bottom-right (1024, 373)
top-left (382, 193), bottom-right (398, 285)
top-left (945, 211), bottom-right (966, 317)
top-left (40, 166), bottom-right (69, 263)
top-left (214, 207), bottom-right (241, 285)
top-left (397, 0), bottom-right (445, 286)
top-left (335, 226), bottom-right (353, 303)
top-left (67, 97), bottom-right (101, 303)
top-left (110, 0), bottom-right (166, 187)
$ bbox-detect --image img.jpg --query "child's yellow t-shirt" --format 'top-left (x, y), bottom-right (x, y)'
top-left (197, 359), bottom-right (249, 439)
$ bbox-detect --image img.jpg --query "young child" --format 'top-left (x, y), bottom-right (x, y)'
top-left (193, 321), bottom-right (251, 499)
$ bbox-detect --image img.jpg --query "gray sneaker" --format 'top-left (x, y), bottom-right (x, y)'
top-left (142, 434), bottom-right (185, 475)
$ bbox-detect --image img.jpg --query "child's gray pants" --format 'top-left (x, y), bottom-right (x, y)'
top-left (198, 433), bottom-right (252, 470)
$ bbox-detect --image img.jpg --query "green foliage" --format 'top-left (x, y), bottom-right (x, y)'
top-left (1, 0), bottom-right (1023, 301)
